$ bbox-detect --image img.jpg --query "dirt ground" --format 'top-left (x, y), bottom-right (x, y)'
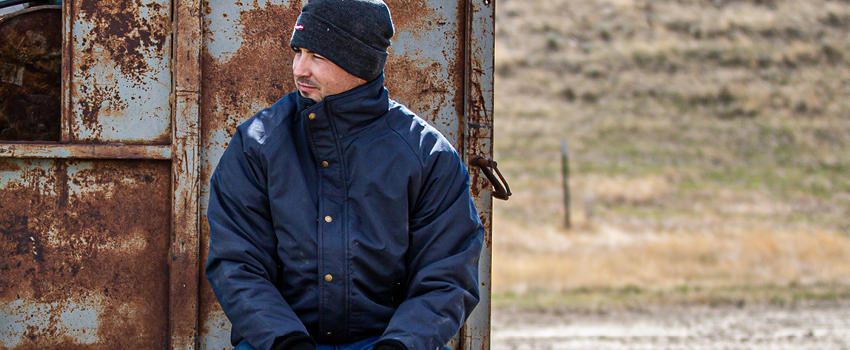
top-left (491, 300), bottom-right (850, 350)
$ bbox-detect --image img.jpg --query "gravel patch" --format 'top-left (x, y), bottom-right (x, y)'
top-left (492, 300), bottom-right (850, 349)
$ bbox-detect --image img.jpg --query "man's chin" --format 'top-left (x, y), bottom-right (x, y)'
top-left (298, 90), bottom-right (322, 102)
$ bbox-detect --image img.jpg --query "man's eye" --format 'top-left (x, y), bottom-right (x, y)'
top-left (314, 54), bottom-right (326, 60)
top-left (292, 47), bottom-right (301, 53)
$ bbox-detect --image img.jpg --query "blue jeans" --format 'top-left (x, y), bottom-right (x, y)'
top-left (235, 336), bottom-right (378, 350)
top-left (233, 336), bottom-right (451, 350)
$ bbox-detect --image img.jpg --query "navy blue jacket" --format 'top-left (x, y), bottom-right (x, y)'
top-left (205, 76), bottom-right (485, 350)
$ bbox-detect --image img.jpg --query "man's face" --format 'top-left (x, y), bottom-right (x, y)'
top-left (292, 47), bottom-right (367, 102)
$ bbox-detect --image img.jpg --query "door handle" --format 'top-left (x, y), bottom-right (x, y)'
top-left (469, 156), bottom-right (511, 200)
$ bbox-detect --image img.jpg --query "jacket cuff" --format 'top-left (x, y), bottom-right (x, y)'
top-left (373, 339), bottom-right (408, 350)
top-left (272, 332), bottom-right (317, 350)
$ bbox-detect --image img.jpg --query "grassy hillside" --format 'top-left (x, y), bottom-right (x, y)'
top-left (491, 0), bottom-right (850, 308)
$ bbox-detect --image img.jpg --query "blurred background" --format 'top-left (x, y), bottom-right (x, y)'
top-left (491, 0), bottom-right (850, 309)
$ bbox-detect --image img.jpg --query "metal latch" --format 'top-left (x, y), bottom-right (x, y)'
top-left (469, 156), bottom-right (511, 201)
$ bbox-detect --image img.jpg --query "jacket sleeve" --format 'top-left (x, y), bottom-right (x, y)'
top-left (205, 126), bottom-right (308, 350)
top-left (380, 144), bottom-right (486, 350)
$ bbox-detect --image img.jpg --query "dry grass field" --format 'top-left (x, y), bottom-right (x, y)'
top-left (491, 0), bottom-right (850, 309)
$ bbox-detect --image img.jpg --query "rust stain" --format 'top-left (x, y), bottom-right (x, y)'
top-left (467, 78), bottom-right (491, 127)
top-left (199, 212), bottom-right (221, 341)
top-left (73, 0), bottom-right (170, 138)
top-left (385, 54), bottom-right (452, 125)
top-left (384, 51), bottom-right (465, 148)
top-left (76, 0), bottom-right (168, 84)
top-left (200, 1), bottom-right (301, 148)
top-left (0, 6), bottom-right (62, 142)
top-left (384, 0), bottom-right (432, 36)
top-left (0, 159), bottom-right (21, 172)
top-left (0, 160), bottom-right (171, 348)
top-left (466, 23), bottom-right (493, 129)
top-left (73, 84), bottom-right (128, 140)
top-left (480, 207), bottom-right (492, 249)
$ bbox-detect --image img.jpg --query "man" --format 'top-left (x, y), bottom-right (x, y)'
top-left (204, 1), bottom-right (486, 350)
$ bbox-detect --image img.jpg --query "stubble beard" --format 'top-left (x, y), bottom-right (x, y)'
top-left (296, 77), bottom-right (322, 101)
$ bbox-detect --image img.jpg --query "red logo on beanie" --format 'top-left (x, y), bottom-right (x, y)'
top-left (294, 24), bottom-right (304, 31)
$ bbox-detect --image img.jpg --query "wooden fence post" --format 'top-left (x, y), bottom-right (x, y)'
top-left (562, 139), bottom-right (571, 229)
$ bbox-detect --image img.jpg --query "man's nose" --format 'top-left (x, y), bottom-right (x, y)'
top-left (293, 56), bottom-right (310, 77)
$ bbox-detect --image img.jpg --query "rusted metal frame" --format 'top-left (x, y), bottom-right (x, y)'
top-left (60, 0), bottom-right (72, 142)
top-left (170, 0), bottom-right (202, 346)
top-left (0, 143), bottom-right (172, 159)
top-left (461, 0), bottom-right (495, 349)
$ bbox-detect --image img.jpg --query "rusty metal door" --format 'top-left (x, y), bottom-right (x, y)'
top-left (0, 0), bottom-right (493, 348)
top-left (0, 0), bottom-right (199, 347)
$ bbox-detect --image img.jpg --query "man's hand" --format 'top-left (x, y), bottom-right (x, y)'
top-left (273, 333), bottom-right (317, 350)
top-left (372, 339), bottom-right (407, 350)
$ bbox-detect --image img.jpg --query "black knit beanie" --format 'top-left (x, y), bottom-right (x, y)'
top-left (289, 0), bottom-right (394, 82)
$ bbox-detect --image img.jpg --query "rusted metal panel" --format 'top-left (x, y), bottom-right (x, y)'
top-left (170, 0), bottom-right (203, 345)
top-left (462, 0), bottom-right (495, 349)
top-left (0, 144), bottom-right (172, 159)
top-left (0, 159), bottom-right (171, 349)
top-left (383, 0), bottom-right (466, 150)
top-left (3, 0), bottom-right (200, 349)
top-left (66, 0), bottom-right (172, 144)
top-left (0, 6), bottom-right (62, 142)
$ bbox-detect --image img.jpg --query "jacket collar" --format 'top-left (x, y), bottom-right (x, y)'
top-left (300, 74), bottom-right (389, 139)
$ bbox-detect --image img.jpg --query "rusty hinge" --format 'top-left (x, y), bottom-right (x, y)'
top-left (469, 156), bottom-right (511, 201)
